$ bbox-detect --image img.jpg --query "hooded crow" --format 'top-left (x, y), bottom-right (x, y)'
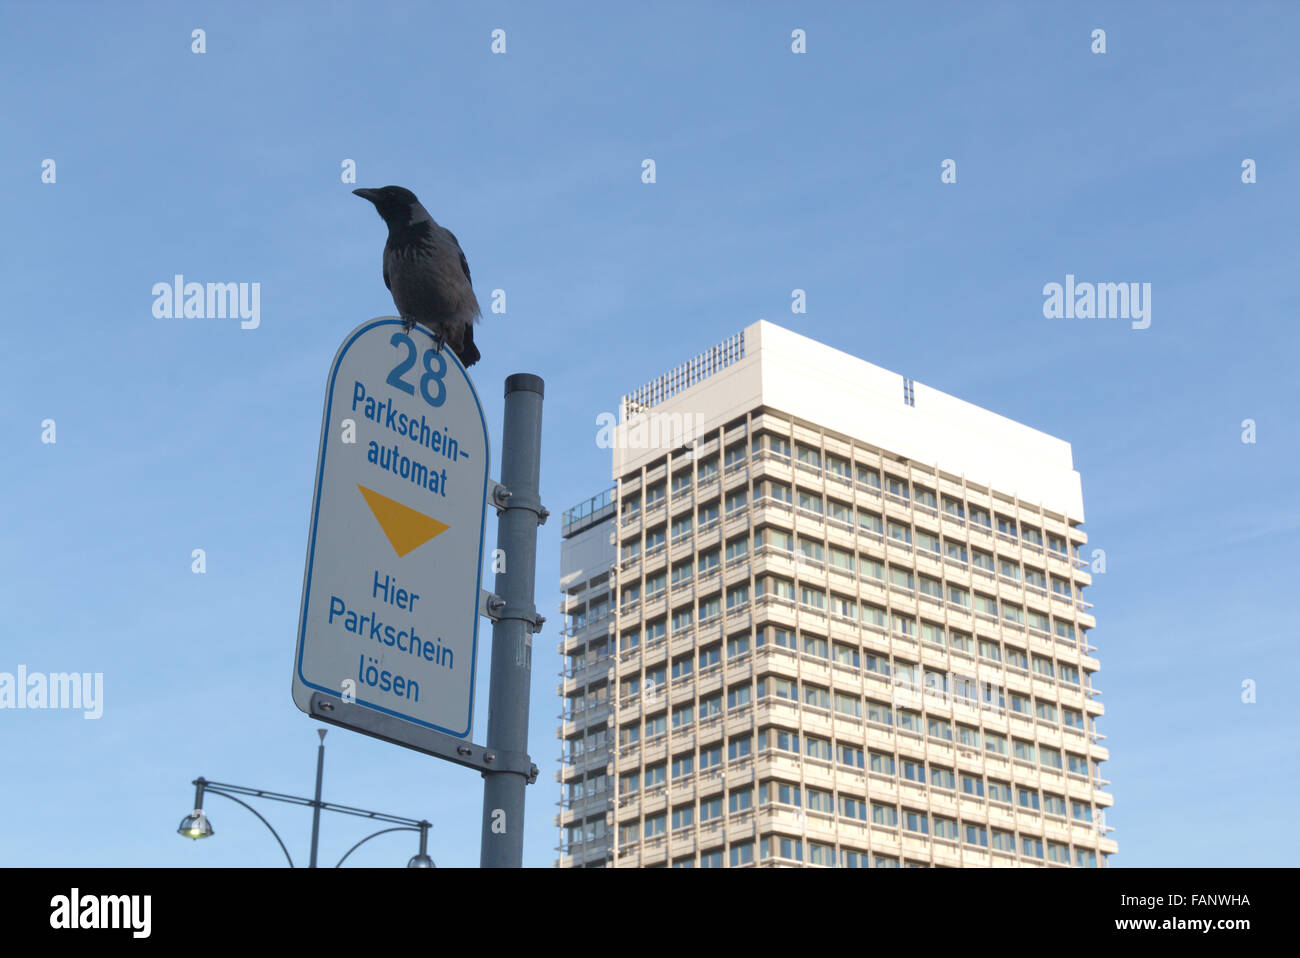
top-left (353, 185), bottom-right (481, 367)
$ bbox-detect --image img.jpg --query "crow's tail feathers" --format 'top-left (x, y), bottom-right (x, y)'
top-left (457, 323), bottom-right (481, 368)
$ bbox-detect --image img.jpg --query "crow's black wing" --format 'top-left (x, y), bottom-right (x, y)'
top-left (447, 230), bottom-right (472, 285)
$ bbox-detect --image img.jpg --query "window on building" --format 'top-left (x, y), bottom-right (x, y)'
top-left (808, 842), bottom-right (836, 867)
top-left (833, 691), bottom-right (862, 718)
top-left (698, 694), bottom-right (722, 720)
top-left (930, 766), bottom-right (955, 790)
top-left (760, 780), bottom-right (802, 808)
top-left (671, 703), bottom-right (692, 729)
top-left (805, 735), bottom-right (832, 761)
top-left (700, 797), bottom-right (723, 822)
top-left (887, 521), bottom-right (912, 545)
top-left (796, 444), bottom-right (821, 469)
top-left (839, 796), bottom-right (868, 821)
top-left (839, 744), bottom-right (866, 769)
top-left (927, 717), bottom-right (953, 741)
top-left (988, 780), bottom-right (1012, 804)
top-left (803, 684), bottom-right (830, 710)
top-left (802, 634), bottom-right (829, 659)
top-left (858, 509), bottom-right (884, 536)
top-left (727, 683), bottom-right (751, 710)
top-left (806, 788), bottom-right (834, 815)
top-left (902, 809), bottom-right (929, 834)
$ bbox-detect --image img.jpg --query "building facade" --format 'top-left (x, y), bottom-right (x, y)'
top-left (555, 321), bottom-right (1116, 868)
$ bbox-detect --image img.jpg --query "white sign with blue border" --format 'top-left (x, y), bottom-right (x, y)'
top-left (292, 317), bottom-right (489, 738)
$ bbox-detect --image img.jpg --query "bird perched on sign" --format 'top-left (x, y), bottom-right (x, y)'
top-left (353, 185), bottom-right (481, 367)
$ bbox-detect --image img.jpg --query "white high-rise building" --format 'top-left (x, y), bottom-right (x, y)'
top-left (555, 321), bottom-right (1115, 868)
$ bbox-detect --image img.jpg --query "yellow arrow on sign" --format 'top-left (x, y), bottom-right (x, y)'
top-left (357, 484), bottom-right (450, 557)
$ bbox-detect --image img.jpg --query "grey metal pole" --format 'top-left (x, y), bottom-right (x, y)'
top-left (480, 374), bottom-right (544, 868)
top-left (309, 728), bottom-right (326, 867)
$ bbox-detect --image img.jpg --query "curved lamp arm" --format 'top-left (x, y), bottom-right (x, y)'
top-left (334, 826), bottom-right (419, 868)
top-left (204, 788), bottom-right (296, 868)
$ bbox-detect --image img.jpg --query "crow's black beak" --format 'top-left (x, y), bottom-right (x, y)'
top-left (352, 188), bottom-right (377, 202)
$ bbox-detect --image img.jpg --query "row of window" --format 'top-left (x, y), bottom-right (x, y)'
top-left (751, 724), bottom-right (1097, 781)
top-left (753, 741), bottom-right (1097, 817)
top-left (614, 669), bottom-right (1090, 746)
top-left (569, 795), bottom-right (1106, 869)
top-left (592, 717), bottom-right (1096, 799)
top-left (572, 598), bottom-right (1083, 686)
top-left (619, 577), bottom-right (1084, 655)
top-left (622, 482), bottom-right (1082, 590)
top-left (752, 834), bottom-right (1103, 868)
top-left (623, 434), bottom-right (1078, 565)
top-left (622, 525), bottom-right (1084, 625)
top-left (587, 723), bottom-right (1099, 799)
top-left (611, 673), bottom-right (1091, 755)
top-left (616, 621), bottom-right (1086, 686)
top-left (612, 786), bottom-right (1102, 866)
top-left (605, 634), bottom-right (1086, 722)
top-left (614, 743), bottom-right (1099, 821)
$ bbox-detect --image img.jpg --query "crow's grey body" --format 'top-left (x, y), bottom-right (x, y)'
top-left (354, 186), bottom-right (481, 367)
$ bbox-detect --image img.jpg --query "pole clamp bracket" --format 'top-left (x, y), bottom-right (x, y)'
top-left (480, 590), bottom-right (545, 632)
top-left (487, 478), bottom-right (547, 524)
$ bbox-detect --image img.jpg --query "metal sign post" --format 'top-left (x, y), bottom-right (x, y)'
top-left (480, 375), bottom-right (546, 868)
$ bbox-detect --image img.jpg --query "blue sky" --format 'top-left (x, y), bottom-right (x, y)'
top-left (2, 0), bottom-right (1297, 867)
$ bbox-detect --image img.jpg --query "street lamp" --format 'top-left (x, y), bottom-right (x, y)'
top-left (407, 822), bottom-right (435, 868)
top-left (177, 809), bottom-right (212, 840)
top-left (179, 729), bottom-right (434, 867)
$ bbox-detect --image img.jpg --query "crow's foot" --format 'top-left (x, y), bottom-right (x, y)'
top-left (401, 316), bottom-right (415, 333)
